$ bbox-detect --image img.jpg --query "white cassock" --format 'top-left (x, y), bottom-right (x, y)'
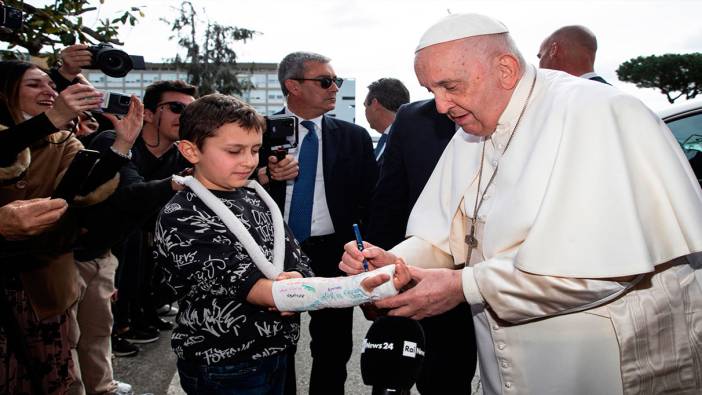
top-left (391, 65), bottom-right (702, 395)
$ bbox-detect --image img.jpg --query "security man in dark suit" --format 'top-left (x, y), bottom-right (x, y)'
top-left (261, 51), bottom-right (378, 395)
top-left (366, 99), bottom-right (478, 395)
top-left (363, 78), bottom-right (410, 168)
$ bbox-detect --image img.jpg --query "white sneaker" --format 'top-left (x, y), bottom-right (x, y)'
top-left (114, 381), bottom-right (134, 395)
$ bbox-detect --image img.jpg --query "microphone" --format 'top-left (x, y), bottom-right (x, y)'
top-left (361, 316), bottom-right (426, 395)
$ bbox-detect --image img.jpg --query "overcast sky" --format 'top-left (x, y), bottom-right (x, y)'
top-left (17, 0), bottom-right (702, 133)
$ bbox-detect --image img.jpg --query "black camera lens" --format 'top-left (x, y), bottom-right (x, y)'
top-left (103, 54), bottom-right (125, 70)
top-left (118, 96), bottom-right (131, 106)
top-left (87, 44), bottom-right (134, 78)
top-left (97, 50), bottom-right (133, 78)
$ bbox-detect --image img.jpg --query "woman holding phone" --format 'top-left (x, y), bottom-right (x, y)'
top-left (0, 59), bottom-right (142, 394)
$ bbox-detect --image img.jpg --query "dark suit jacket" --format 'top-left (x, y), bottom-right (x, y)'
top-left (366, 99), bottom-right (455, 249)
top-left (262, 114), bottom-right (378, 244)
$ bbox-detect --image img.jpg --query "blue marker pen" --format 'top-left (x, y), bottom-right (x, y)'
top-left (352, 223), bottom-right (369, 272)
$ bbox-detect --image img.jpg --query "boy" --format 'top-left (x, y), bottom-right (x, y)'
top-left (154, 94), bottom-right (408, 395)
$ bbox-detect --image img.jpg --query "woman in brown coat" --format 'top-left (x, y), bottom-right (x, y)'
top-left (0, 60), bottom-right (143, 394)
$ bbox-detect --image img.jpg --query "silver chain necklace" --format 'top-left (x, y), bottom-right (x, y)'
top-left (465, 72), bottom-right (537, 264)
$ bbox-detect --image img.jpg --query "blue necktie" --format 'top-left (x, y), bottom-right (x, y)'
top-left (288, 121), bottom-right (318, 242)
top-left (374, 133), bottom-right (388, 160)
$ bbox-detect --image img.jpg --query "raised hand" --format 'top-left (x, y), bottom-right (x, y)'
top-left (46, 84), bottom-right (103, 129)
top-left (104, 96), bottom-right (144, 156)
top-left (59, 44), bottom-right (93, 80)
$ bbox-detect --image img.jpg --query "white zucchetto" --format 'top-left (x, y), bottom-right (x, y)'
top-left (416, 13), bottom-right (509, 52)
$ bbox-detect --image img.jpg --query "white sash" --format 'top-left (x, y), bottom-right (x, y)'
top-left (172, 175), bottom-right (285, 279)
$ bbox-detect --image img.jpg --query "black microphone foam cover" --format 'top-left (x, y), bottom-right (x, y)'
top-left (361, 316), bottom-right (426, 390)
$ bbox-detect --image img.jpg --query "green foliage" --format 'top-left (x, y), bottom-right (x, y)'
top-left (617, 53), bottom-right (702, 103)
top-left (162, 1), bottom-right (257, 96)
top-left (0, 0), bottom-right (143, 65)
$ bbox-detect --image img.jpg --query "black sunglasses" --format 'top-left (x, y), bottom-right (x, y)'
top-left (293, 76), bottom-right (344, 89)
top-left (157, 101), bottom-right (188, 114)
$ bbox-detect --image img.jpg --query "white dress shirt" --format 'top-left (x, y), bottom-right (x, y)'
top-left (283, 108), bottom-right (335, 237)
top-left (375, 125), bottom-right (392, 160)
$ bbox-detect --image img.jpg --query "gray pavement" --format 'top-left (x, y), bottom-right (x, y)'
top-left (114, 308), bottom-right (481, 394)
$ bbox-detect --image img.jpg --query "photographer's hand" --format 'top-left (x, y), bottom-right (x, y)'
top-left (267, 154), bottom-right (299, 181)
top-left (0, 198), bottom-right (68, 241)
top-left (104, 96), bottom-right (144, 156)
top-left (45, 84), bottom-right (103, 129)
top-left (59, 44), bottom-right (93, 81)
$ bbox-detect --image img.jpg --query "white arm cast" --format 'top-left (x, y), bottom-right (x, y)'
top-left (272, 265), bottom-right (399, 312)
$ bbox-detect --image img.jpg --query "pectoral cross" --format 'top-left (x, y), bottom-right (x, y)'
top-left (465, 219), bottom-right (478, 264)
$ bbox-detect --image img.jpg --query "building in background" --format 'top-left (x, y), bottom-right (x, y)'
top-left (83, 62), bottom-right (356, 123)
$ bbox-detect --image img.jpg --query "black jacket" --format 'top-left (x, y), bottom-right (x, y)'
top-left (366, 99), bottom-right (455, 249)
top-left (262, 114), bottom-right (378, 244)
top-left (74, 132), bottom-right (187, 260)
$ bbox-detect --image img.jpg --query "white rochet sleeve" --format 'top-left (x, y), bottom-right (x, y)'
top-left (272, 265), bottom-right (399, 311)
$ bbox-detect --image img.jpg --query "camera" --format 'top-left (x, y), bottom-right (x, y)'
top-left (263, 115), bottom-right (299, 160)
top-left (99, 92), bottom-right (131, 115)
top-left (86, 43), bottom-right (146, 78)
top-left (0, 4), bottom-right (23, 31)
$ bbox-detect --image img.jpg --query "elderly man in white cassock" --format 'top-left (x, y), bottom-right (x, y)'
top-left (341, 13), bottom-right (702, 395)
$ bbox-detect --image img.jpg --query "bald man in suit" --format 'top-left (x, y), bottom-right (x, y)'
top-left (538, 25), bottom-right (610, 84)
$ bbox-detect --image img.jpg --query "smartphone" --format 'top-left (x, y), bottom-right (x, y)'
top-left (52, 149), bottom-right (101, 203)
top-left (99, 92), bottom-right (132, 115)
top-left (263, 115), bottom-right (299, 159)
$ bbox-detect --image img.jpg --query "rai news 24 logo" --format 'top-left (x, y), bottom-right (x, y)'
top-left (362, 339), bottom-right (424, 358)
top-left (402, 341), bottom-right (418, 357)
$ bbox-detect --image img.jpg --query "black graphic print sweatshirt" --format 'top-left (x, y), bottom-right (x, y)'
top-left (154, 187), bottom-right (314, 365)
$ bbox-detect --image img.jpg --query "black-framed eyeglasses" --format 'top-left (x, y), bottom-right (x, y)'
top-left (292, 77), bottom-right (344, 89)
top-left (157, 101), bottom-right (188, 114)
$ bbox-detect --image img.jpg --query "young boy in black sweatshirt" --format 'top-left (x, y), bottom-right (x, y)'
top-left (154, 94), bottom-right (408, 395)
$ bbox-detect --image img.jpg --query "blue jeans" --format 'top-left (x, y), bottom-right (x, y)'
top-left (177, 352), bottom-right (288, 395)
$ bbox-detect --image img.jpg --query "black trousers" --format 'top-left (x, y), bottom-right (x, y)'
top-left (301, 234), bottom-right (354, 395)
top-left (415, 303), bottom-right (477, 395)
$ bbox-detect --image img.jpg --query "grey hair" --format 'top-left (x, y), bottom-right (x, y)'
top-left (278, 52), bottom-right (331, 96)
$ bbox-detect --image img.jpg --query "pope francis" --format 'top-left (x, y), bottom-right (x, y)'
top-left (341, 13), bottom-right (702, 395)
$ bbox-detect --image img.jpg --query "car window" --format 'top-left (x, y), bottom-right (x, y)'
top-left (666, 111), bottom-right (702, 159)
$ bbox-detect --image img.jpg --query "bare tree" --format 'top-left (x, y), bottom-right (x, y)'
top-left (162, 1), bottom-right (258, 95)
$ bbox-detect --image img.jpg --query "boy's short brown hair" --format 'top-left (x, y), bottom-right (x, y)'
top-left (179, 93), bottom-right (266, 149)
